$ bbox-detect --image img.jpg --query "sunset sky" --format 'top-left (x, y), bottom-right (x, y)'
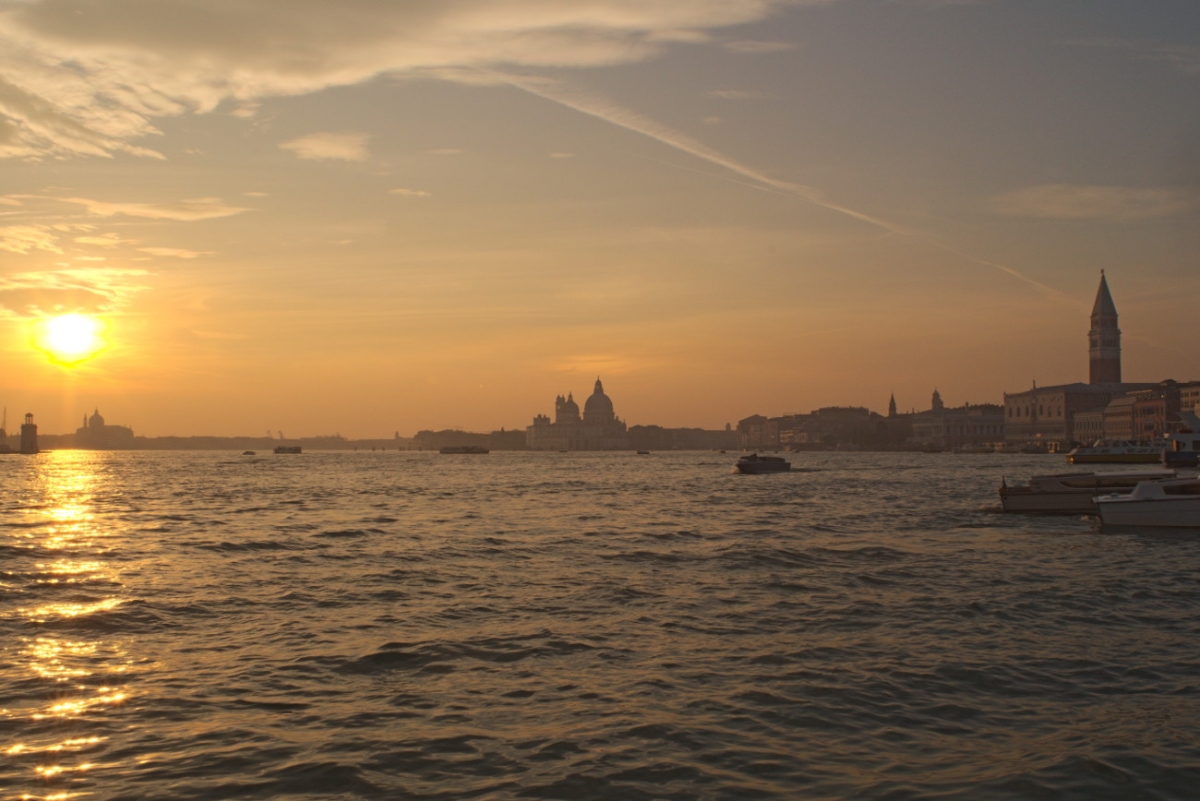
top-left (2, 0), bottom-right (1197, 438)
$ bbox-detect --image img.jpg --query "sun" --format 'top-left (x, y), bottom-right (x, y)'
top-left (34, 314), bottom-right (108, 366)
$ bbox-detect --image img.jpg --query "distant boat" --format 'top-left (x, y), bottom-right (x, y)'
top-left (1162, 430), bottom-right (1200, 468)
top-left (274, 445), bottom-right (302, 454)
top-left (735, 453), bottom-right (791, 474)
top-left (1067, 440), bottom-right (1162, 464)
top-left (242, 450), bottom-right (256, 456)
top-left (636, 450), bottom-right (650, 455)
top-left (439, 445), bottom-right (489, 454)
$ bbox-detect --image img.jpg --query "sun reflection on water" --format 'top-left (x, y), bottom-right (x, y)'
top-left (4, 451), bottom-right (133, 796)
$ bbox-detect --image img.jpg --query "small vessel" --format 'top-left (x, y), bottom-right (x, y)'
top-left (999, 469), bottom-right (1176, 514)
top-left (1162, 429), bottom-right (1200, 468)
top-left (636, 450), bottom-right (650, 455)
top-left (1066, 440), bottom-right (1163, 464)
top-left (735, 453), bottom-right (791, 474)
top-left (439, 445), bottom-right (489, 454)
top-left (1097, 477), bottom-right (1200, 528)
top-left (274, 445), bottom-right (302, 454)
top-left (242, 450), bottom-right (256, 456)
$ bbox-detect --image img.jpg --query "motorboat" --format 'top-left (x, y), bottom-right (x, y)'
top-left (1066, 440), bottom-right (1163, 464)
top-left (735, 453), bottom-right (791, 474)
top-left (1162, 429), bottom-right (1200, 468)
top-left (1096, 477), bottom-right (1200, 528)
top-left (274, 445), bottom-right (302, 454)
top-left (439, 445), bottom-right (489, 454)
top-left (999, 469), bottom-right (1176, 514)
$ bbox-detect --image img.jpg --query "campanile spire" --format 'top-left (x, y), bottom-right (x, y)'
top-left (1088, 271), bottom-right (1121, 384)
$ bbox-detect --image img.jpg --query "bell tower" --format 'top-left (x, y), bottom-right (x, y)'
top-left (1088, 271), bottom-right (1121, 384)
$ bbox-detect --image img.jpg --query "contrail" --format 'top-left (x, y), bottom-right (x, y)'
top-left (494, 71), bottom-right (1072, 302)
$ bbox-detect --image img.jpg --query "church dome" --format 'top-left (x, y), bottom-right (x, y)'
top-left (584, 378), bottom-right (615, 424)
top-left (88, 408), bottom-right (105, 428)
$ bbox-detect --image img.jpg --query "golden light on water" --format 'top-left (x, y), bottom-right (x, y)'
top-left (32, 314), bottom-right (108, 366)
top-left (5, 452), bottom-right (132, 795)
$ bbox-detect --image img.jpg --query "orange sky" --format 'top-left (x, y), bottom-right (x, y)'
top-left (2, 1), bottom-right (1197, 437)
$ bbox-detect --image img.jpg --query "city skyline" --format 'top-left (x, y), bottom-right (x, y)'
top-left (2, 1), bottom-right (1198, 438)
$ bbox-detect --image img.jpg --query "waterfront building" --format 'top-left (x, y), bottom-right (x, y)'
top-left (74, 408), bottom-right (135, 449)
top-left (1002, 274), bottom-right (1154, 448)
top-left (526, 378), bottom-right (629, 450)
top-left (1180, 381), bottom-right (1200, 417)
top-left (910, 390), bottom-right (1004, 450)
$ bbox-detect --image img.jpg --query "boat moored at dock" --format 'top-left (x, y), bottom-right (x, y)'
top-left (1066, 440), bottom-right (1163, 464)
top-left (1097, 477), bottom-right (1200, 528)
top-left (999, 469), bottom-right (1176, 514)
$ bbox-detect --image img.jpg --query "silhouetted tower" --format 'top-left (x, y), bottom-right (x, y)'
top-left (931, 388), bottom-right (944, 412)
top-left (888, 394), bottom-right (898, 418)
top-left (1089, 271), bottom-right (1121, 384)
top-left (20, 413), bottom-right (38, 454)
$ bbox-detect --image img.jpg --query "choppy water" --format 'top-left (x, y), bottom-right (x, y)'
top-left (2, 450), bottom-right (1198, 800)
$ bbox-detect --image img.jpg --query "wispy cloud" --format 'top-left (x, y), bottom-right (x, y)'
top-left (708, 89), bottom-right (769, 100)
top-left (0, 267), bottom-right (151, 318)
top-left (496, 71), bottom-right (1069, 298)
top-left (75, 233), bottom-right (138, 247)
top-left (0, 224), bottom-right (62, 254)
top-left (137, 247), bottom-right (213, 258)
top-left (723, 40), bottom-right (797, 54)
top-left (280, 132), bottom-right (371, 162)
top-left (0, 1), bottom-right (808, 159)
top-left (1067, 38), bottom-right (1200, 76)
top-left (58, 197), bottom-right (249, 221)
top-left (390, 188), bottom-right (432, 198)
top-left (990, 184), bottom-right (1198, 221)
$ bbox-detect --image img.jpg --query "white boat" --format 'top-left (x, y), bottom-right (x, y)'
top-left (1096, 477), bottom-right (1200, 528)
top-left (999, 469), bottom-right (1177, 514)
top-left (1066, 440), bottom-right (1163, 464)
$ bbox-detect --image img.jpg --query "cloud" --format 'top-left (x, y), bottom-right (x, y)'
top-left (0, 1), bottom-right (814, 159)
top-left (708, 89), bottom-right (768, 100)
top-left (280, 132), bottom-right (370, 162)
top-left (990, 184), bottom-right (1198, 221)
top-left (137, 247), bottom-right (212, 258)
top-left (1067, 38), bottom-right (1200, 76)
top-left (0, 224), bottom-right (62, 254)
top-left (58, 196), bottom-right (249, 220)
top-left (723, 40), bottom-right (797, 54)
top-left (390, 188), bottom-right (432, 198)
top-left (0, 267), bottom-right (150, 318)
top-left (75, 233), bottom-right (137, 247)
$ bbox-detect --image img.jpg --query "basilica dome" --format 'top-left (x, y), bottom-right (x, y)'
top-left (584, 378), bottom-right (615, 424)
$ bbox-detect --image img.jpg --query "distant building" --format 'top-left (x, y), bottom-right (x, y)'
top-left (20, 413), bottom-right (38, 454)
top-left (1089, 271), bottom-right (1122, 384)
top-left (526, 378), bottom-right (629, 450)
top-left (74, 408), bottom-right (134, 449)
top-left (910, 390), bottom-right (1004, 450)
top-left (1002, 275), bottom-right (1153, 448)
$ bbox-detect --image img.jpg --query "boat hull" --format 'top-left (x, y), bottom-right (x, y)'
top-left (1098, 499), bottom-right (1200, 528)
top-left (1068, 453), bottom-right (1161, 464)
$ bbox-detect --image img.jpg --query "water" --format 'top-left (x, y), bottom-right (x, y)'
top-left (2, 450), bottom-right (1198, 800)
